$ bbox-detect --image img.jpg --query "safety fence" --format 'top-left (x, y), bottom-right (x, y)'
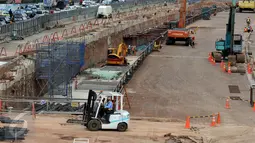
top-left (0, 0), bottom-right (174, 38)
top-left (185, 113), bottom-right (221, 129)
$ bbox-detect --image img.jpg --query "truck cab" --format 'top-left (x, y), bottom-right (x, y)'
top-left (97, 5), bottom-right (113, 18)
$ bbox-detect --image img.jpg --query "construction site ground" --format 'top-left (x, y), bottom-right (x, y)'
top-left (2, 11), bottom-right (255, 143)
top-left (124, 11), bottom-right (255, 142)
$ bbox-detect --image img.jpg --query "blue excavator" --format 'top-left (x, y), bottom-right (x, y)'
top-left (212, 0), bottom-right (245, 64)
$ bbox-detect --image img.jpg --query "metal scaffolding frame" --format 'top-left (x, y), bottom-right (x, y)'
top-left (35, 41), bottom-right (85, 99)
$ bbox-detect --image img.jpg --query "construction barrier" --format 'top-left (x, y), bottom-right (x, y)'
top-left (79, 24), bottom-right (85, 33)
top-left (42, 35), bottom-right (50, 43)
top-left (0, 47), bottom-right (7, 57)
top-left (86, 21), bottom-right (93, 29)
top-left (34, 39), bottom-right (39, 44)
top-left (185, 113), bottom-right (221, 129)
top-left (23, 42), bottom-right (32, 52)
top-left (71, 26), bottom-right (77, 35)
top-left (50, 32), bottom-right (59, 42)
top-left (61, 29), bottom-right (68, 39)
top-left (93, 19), bottom-right (100, 26)
top-left (14, 44), bottom-right (23, 56)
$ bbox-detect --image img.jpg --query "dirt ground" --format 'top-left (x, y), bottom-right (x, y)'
top-left (0, 114), bottom-right (200, 143)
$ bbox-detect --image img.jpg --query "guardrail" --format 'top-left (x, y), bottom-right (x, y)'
top-left (0, 0), bottom-right (175, 39)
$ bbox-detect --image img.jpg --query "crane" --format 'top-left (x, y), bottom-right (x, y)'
top-left (212, 0), bottom-right (245, 64)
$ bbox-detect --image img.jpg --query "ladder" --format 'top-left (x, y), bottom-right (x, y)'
top-left (73, 138), bottom-right (89, 143)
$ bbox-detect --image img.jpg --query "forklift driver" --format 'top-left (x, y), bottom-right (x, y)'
top-left (103, 97), bottom-right (114, 122)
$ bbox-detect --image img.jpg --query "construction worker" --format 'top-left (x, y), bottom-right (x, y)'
top-left (244, 27), bottom-right (248, 32)
top-left (246, 17), bottom-right (251, 26)
top-left (128, 45), bottom-right (131, 55)
top-left (104, 97), bottom-right (113, 123)
top-left (249, 26), bottom-right (253, 32)
top-left (131, 46), bottom-right (136, 55)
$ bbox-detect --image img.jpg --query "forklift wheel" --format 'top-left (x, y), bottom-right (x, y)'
top-left (87, 119), bottom-right (101, 131)
top-left (117, 122), bottom-right (128, 132)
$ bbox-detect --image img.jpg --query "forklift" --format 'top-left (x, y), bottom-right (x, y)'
top-left (212, 0), bottom-right (245, 64)
top-left (82, 90), bottom-right (130, 132)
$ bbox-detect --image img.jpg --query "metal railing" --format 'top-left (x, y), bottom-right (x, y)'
top-left (0, 0), bottom-right (174, 38)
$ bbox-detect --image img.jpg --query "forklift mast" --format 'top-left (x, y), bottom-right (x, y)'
top-left (225, 0), bottom-right (236, 54)
top-left (83, 90), bottom-right (97, 125)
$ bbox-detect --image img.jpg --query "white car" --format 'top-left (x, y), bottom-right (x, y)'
top-left (82, 0), bottom-right (98, 7)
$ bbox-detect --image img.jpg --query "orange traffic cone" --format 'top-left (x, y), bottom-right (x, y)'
top-left (223, 64), bottom-right (226, 72)
top-left (220, 58), bottom-right (224, 68)
top-left (211, 115), bottom-right (216, 127)
top-left (216, 112), bottom-right (221, 124)
top-left (208, 53), bottom-right (212, 62)
top-left (211, 58), bottom-right (216, 66)
top-left (225, 98), bottom-right (230, 109)
top-left (248, 63), bottom-right (252, 74)
top-left (210, 57), bottom-right (213, 64)
top-left (185, 116), bottom-right (190, 129)
top-left (227, 63), bottom-right (231, 74)
top-left (253, 102), bottom-right (255, 111)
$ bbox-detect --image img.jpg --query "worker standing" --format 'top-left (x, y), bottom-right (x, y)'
top-left (104, 97), bottom-right (113, 123)
top-left (246, 17), bottom-right (251, 26)
top-left (128, 45), bottom-right (131, 55)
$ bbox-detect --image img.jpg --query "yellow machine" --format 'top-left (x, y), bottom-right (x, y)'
top-left (153, 41), bottom-right (162, 51)
top-left (107, 43), bottom-right (128, 66)
top-left (238, 0), bottom-right (255, 12)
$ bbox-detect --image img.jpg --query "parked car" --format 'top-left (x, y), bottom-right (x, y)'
top-left (25, 8), bottom-right (36, 18)
top-left (13, 12), bottom-right (28, 22)
top-left (0, 10), bottom-right (9, 17)
top-left (0, 15), bottom-right (10, 24)
top-left (82, 0), bottom-right (99, 7)
top-left (0, 19), bottom-right (6, 26)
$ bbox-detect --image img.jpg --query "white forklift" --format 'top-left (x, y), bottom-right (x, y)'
top-left (82, 90), bottom-right (130, 132)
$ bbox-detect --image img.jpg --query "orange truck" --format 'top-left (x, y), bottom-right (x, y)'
top-left (166, 28), bottom-right (195, 46)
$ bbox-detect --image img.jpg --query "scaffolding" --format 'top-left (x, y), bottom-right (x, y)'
top-left (35, 41), bottom-right (85, 98)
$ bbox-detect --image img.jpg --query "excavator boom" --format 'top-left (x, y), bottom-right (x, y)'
top-left (178, 0), bottom-right (187, 28)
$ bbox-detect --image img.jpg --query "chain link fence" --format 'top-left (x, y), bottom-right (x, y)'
top-left (0, 0), bottom-right (175, 39)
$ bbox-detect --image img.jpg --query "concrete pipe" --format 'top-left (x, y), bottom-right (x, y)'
top-left (228, 55), bottom-right (237, 66)
top-left (230, 66), bottom-right (246, 73)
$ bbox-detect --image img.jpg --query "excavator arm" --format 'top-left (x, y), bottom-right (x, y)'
top-left (225, 0), bottom-right (236, 54)
top-left (116, 43), bottom-right (128, 57)
top-left (178, 0), bottom-right (187, 28)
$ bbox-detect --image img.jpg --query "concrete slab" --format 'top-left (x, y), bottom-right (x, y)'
top-left (125, 11), bottom-right (255, 127)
